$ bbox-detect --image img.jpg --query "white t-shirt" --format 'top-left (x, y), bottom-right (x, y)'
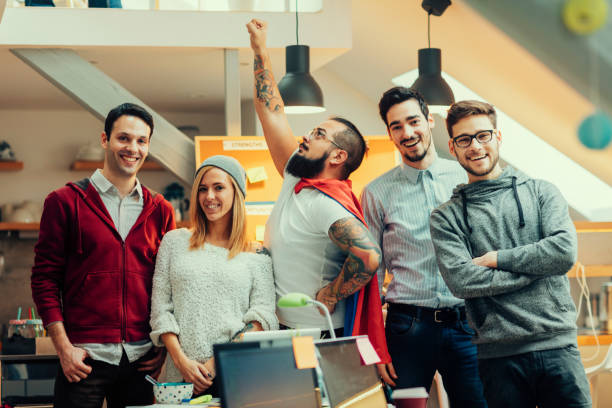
top-left (265, 169), bottom-right (353, 329)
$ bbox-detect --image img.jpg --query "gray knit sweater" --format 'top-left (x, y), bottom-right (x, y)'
top-left (430, 166), bottom-right (578, 359)
top-left (150, 228), bottom-right (278, 382)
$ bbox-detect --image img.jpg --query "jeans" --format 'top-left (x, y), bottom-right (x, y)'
top-left (54, 350), bottom-right (154, 408)
top-left (478, 345), bottom-right (592, 408)
top-left (385, 305), bottom-right (487, 408)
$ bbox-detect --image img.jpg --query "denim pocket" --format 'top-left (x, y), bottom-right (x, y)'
top-left (458, 319), bottom-right (476, 336)
top-left (386, 312), bottom-right (415, 336)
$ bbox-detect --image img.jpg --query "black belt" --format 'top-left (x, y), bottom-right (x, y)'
top-left (388, 303), bottom-right (466, 324)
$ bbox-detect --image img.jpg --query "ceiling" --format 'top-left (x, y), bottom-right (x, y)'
top-left (0, 0), bottom-right (611, 192)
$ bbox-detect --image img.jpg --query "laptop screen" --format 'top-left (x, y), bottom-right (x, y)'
top-left (213, 342), bottom-right (318, 408)
top-left (315, 336), bottom-right (381, 407)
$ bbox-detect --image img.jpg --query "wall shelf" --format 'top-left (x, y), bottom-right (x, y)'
top-left (0, 222), bottom-right (40, 231)
top-left (568, 264), bottom-right (612, 278)
top-left (0, 161), bottom-right (24, 171)
top-left (578, 335), bottom-right (612, 347)
top-left (70, 160), bottom-right (164, 171)
top-left (574, 221), bottom-right (612, 232)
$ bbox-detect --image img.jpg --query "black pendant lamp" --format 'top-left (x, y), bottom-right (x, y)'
top-left (277, 0), bottom-right (325, 114)
top-left (410, 0), bottom-right (455, 109)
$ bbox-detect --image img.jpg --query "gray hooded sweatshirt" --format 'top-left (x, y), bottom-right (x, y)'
top-left (429, 166), bottom-right (578, 359)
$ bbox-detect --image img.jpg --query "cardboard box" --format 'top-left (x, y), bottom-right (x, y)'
top-left (35, 337), bottom-right (56, 355)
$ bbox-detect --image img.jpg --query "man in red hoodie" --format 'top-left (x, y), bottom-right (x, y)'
top-left (246, 19), bottom-right (392, 382)
top-left (31, 103), bottom-right (175, 408)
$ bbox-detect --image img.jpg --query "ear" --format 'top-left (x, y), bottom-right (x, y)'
top-left (427, 113), bottom-right (435, 129)
top-left (495, 129), bottom-right (502, 146)
top-left (330, 149), bottom-right (348, 165)
top-left (101, 132), bottom-right (108, 148)
top-left (386, 126), bottom-right (393, 141)
top-left (448, 138), bottom-right (456, 158)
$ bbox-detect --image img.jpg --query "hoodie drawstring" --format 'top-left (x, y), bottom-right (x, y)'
top-left (75, 196), bottom-right (83, 255)
top-left (512, 176), bottom-right (526, 228)
top-left (460, 190), bottom-right (473, 234)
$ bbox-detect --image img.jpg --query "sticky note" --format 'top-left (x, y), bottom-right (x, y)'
top-left (292, 336), bottom-right (318, 369)
top-left (246, 166), bottom-right (268, 183)
top-left (255, 225), bottom-right (265, 242)
top-left (356, 337), bottom-right (381, 365)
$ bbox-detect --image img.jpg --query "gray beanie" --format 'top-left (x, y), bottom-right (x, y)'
top-left (195, 155), bottom-right (247, 197)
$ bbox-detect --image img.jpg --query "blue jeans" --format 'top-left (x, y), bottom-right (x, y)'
top-left (478, 345), bottom-right (592, 408)
top-left (385, 305), bottom-right (487, 408)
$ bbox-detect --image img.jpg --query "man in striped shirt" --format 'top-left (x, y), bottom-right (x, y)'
top-left (360, 87), bottom-right (486, 407)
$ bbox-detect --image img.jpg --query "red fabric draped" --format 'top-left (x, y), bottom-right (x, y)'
top-left (295, 178), bottom-right (390, 364)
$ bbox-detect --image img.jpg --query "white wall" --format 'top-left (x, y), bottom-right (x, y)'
top-left (0, 109), bottom-right (227, 208)
top-left (283, 67), bottom-right (386, 138)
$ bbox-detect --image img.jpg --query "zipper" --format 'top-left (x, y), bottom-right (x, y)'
top-left (121, 240), bottom-right (127, 342)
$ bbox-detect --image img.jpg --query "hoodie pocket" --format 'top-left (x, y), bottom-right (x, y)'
top-left (64, 271), bottom-right (121, 328)
top-left (545, 277), bottom-right (570, 312)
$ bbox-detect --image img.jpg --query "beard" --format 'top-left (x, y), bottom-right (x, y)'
top-left (286, 150), bottom-right (329, 179)
top-left (402, 129), bottom-right (432, 163)
top-left (459, 150), bottom-right (500, 177)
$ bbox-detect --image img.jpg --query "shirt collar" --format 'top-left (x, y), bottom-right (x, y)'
top-left (90, 169), bottom-right (142, 199)
top-left (399, 157), bottom-right (443, 183)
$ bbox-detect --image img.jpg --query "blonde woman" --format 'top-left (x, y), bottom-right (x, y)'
top-left (150, 155), bottom-right (278, 395)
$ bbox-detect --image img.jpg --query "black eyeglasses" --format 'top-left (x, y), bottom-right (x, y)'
top-left (452, 130), bottom-right (495, 148)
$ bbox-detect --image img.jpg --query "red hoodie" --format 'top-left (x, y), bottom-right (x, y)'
top-left (31, 178), bottom-right (175, 344)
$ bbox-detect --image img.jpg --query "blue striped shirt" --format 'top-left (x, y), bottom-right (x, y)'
top-left (361, 157), bottom-right (467, 308)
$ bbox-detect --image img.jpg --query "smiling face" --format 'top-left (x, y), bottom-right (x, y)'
top-left (449, 114), bottom-right (502, 183)
top-left (198, 167), bottom-right (235, 226)
top-left (101, 115), bottom-right (151, 179)
top-left (386, 99), bottom-right (436, 166)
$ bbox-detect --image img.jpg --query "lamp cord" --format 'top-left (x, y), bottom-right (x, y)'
top-left (295, 0), bottom-right (299, 45)
top-left (427, 12), bottom-right (431, 48)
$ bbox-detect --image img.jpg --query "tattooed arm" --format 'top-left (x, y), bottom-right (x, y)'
top-left (246, 18), bottom-right (297, 176)
top-left (316, 217), bottom-right (382, 313)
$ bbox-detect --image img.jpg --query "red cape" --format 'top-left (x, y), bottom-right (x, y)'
top-left (295, 178), bottom-right (391, 364)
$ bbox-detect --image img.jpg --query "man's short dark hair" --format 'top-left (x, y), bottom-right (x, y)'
top-left (104, 103), bottom-right (154, 141)
top-left (446, 100), bottom-right (497, 138)
top-left (330, 116), bottom-right (367, 180)
top-left (378, 87), bottom-right (429, 126)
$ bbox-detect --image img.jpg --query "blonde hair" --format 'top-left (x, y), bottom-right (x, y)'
top-left (188, 165), bottom-right (248, 259)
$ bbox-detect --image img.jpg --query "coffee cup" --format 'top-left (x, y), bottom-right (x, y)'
top-left (392, 387), bottom-right (428, 408)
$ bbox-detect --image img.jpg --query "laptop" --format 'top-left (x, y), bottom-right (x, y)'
top-left (315, 336), bottom-right (386, 408)
top-left (213, 341), bottom-right (319, 408)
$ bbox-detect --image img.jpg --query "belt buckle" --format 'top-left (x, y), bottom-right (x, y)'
top-left (434, 310), bottom-right (443, 323)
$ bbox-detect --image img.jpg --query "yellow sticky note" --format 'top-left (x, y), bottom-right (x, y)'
top-left (255, 225), bottom-right (265, 242)
top-left (246, 166), bottom-right (268, 184)
top-left (292, 336), bottom-right (318, 369)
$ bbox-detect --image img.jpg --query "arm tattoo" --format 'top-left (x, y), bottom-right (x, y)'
top-left (230, 322), bottom-right (255, 343)
top-left (325, 217), bottom-right (381, 302)
top-left (254, 55), bottom-right (282, 113)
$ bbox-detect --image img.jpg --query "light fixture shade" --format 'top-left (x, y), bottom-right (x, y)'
top-left (278, 45), bottom-right (325, 114)
top-left (277, 292), bottom-right (312, 308)
top-left (410, 48), bottom-right (455, 107)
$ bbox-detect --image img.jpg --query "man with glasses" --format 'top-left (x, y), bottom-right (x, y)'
top-left (430, 100), bottom-right (590, 408)
top-left (245, 18), bottom-right (389, 362)
top-left (360, 87), bottom-right (486, 404)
